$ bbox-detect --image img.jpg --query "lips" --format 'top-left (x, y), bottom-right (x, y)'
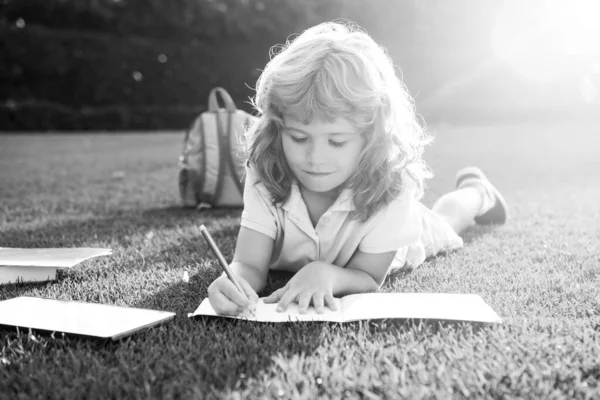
top-left (305, 171), bottom-right (332, 176)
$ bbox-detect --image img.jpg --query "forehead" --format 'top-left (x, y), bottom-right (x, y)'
top-left (282, 116), bottom-right (357, 135)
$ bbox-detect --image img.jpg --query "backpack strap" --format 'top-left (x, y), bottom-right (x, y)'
top-left (211, 111), bottom-right (229, 204)
top-left (206, 87), bottom-right (246, 204)
top-left (198, 113), bottom-right (220, 203)
top-left (224, 111), bottom-right (245, 195)
top-left (208, 87), bottom-right (236, 112)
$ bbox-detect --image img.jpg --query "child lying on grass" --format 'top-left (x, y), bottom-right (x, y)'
top-left (206, 20), bottom-right (508, 316)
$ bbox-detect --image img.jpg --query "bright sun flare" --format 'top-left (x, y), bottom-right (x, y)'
top-left (492, 0), bottom-right (600, 83)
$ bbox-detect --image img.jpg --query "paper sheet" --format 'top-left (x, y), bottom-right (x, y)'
top-left (0, 247), bottom-right (112, 268)
top-left (188, 293), bottom-right (502, 324)
top-left (338, 293), bottom-right (502, 323)
top-left (0, 297), bottom-right (175, 340)
top-left (189, 298), bottom-right (345, 322)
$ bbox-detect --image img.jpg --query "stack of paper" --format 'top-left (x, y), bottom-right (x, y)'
top-left (0, 247), bottom-right (112, 284)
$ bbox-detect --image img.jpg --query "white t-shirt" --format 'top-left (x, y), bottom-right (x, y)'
top-left (240, 166), bottom-right (422, 273)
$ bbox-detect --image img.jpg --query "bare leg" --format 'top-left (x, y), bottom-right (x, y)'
top-left (432, 187), bottom-right (483, 234)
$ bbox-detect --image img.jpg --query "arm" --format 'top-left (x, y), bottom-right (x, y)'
top-left (207, 226), bottom-right (273, 315)
top-left (264, 249), bottom-right (396, 313)
top-left (230, 226), bottom-right (273, 292)
top-left (337, 249), bottom-right (397, 293)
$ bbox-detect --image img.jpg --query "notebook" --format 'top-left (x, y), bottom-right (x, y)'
top-left (0, 297), bottom-right (176, 340)
top-left (188, 292), bottom-right (502, 324)
top-left (0, 247), bottom-right (112, 284)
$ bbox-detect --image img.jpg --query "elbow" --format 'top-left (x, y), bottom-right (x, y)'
top-left (345, 266), bottom-right (385, 293)
top-left (371, 275), bottom-right (385, 291)
top-left (231, 261), bottom-right (268, 292)
top-left (363, 271), bottom-right (383, 293)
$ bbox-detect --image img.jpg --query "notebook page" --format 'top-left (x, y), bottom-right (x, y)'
top-left (340, 293), bottom-right (502, 323)
top-left (254, 299), bottom-right (344, 322)
top-left (0, 297), bottom-right (175, 339)
top-left (189, 298), bottom-right (344, 322)
top-left (0, 248), bottom-right (112, 267)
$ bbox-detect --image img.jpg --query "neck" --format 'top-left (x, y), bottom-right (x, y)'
top-left (299, 185), bottom-right (341, 205)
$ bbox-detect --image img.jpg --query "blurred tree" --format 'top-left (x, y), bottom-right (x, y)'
top-left (3, 0), bottom-right (587, 130)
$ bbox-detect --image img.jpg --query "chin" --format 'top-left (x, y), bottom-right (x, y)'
top-left (300, 179), bottom-right (342, 194)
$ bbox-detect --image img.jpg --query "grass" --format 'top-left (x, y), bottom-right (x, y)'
top-left (0, 122), bottom-right (599, 399)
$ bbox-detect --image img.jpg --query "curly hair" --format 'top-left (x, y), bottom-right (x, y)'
top-left (246, 20), bottom-right (432, 221)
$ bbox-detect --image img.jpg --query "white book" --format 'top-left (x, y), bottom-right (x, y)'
top-left (188, 293), bottom-right (502, 324)
top-left (0, 297), bottom-right (176, 341)
top-left (0, 247), bottom-right (112, 284)
top-left (0, 266), bottom-right (58, 284)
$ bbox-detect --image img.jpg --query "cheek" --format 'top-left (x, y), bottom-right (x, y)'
top-left (281, 138), bottom-right (299, 165)
top-left (345, 142), bottom-right (364, 168)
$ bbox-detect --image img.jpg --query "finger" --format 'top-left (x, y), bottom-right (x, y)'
top-left (222, 279), bottom-right (255, 309)
top-left (263, 287), bottom-right (285, 304)
top-left (239, 279), bottom-right (259, 303)
top-left (276, 290), bottom-right (298, 312)
top-left (312, 292), bottom-right (325, 314)
top-left (297, 292), bottom-right (313, 314)
top-left (209, 291), bottom-right (244, 316)
top-left (324, 294), bottom-right (338, 311)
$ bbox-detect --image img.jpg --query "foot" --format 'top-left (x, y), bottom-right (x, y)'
top-left (456, 167), bottom-right (508, 224)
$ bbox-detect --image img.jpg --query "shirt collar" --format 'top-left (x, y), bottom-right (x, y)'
top-left (331, 188), bottom-right (355, 211)
top-left (281, 181), bottom-right (355, 214)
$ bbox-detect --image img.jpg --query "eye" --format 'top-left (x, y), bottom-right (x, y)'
top-left (329, 140), bottom-right (347, 148)
top-left (290, 136), bottom-right (307, 143)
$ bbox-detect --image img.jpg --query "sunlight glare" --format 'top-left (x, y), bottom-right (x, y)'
top-left (492, 0), bottom-right (600, 82)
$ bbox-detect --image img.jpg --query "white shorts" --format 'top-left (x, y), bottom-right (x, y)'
top-left (390, 202), bottom-right (464, 271)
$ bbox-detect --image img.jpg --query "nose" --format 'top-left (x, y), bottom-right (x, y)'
top-left (306, 141), bottom-right (327, 166)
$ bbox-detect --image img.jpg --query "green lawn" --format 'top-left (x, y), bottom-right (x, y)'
top-left (0, 122), bottom-right (599, 399)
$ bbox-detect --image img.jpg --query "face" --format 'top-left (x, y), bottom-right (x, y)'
top-left (281, 116), bottom-right (365, 198)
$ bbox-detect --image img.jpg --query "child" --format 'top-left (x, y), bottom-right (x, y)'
top-left (206, 20), bottom-right (508, 316)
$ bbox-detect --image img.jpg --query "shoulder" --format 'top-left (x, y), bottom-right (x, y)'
top-left (358, 185), bottom-right (422, 253)
top-left (370, 185), bottom-right (419, 231)
top-left (245, 164), bottom-right (265, 189)
top-left (244, 164), bottom-right (277, 203)
top-left (382, 183), bottom-right (419, 217)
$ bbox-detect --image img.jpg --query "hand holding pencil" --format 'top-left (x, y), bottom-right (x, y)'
top-left (201, 225), bottom-right (258, 316)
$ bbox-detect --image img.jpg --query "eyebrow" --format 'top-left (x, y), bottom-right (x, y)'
top-left (284, 127), bottom-right (356, 137)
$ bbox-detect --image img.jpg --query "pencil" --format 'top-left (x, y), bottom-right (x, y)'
top-left (199, 224), bottom-right (248, 300)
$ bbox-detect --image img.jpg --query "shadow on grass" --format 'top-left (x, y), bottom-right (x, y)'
top-left (126, 252), bottom-right (329, 392)
top-left (460, 223), bottom-right (502, 246)
top-left (0, 207), bottom-right (242, 304)
top-left (0, 206), bottom-right (241, 248)
top-left (1, 207), bottom-right (502, 394)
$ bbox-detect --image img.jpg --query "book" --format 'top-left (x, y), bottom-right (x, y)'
top-left (0, 247), bottom-right (112, 284)
top-left (188, 293), bottom-right (502, 324)
top-left (0, 296), bottom-right (176, 341)
top-left (0, 266), bottom-right (58, 285)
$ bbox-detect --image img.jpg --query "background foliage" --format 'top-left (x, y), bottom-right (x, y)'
top-left (1, 0), bottom-right (598, 130)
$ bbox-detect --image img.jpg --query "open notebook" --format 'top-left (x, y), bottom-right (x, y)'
top-left (0, 297), bottom-right (175, 340)
top-left (0, 247), bottom-right (112, 284)
top-left (189, 293), bottom-right (502, 324)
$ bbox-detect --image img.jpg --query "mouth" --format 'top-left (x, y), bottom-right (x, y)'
top-left (304, 171), bottom-right (332, 176)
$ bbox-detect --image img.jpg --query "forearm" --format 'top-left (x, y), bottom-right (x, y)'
top-left (229, 261), bottom-right (268, 293)
top-left (318, 262), bottom-right (380, 296)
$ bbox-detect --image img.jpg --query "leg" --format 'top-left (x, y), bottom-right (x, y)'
top-left (434, 166), bottom-right (509, 234)
top-left (432, 186), bottom-right (483, 234)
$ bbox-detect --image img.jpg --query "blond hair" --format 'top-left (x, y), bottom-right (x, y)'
top-left (246, 20), bottom-right (432, 220)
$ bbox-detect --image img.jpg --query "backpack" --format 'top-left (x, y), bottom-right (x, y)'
top-left (178, 87), bottom-right (255, 208)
